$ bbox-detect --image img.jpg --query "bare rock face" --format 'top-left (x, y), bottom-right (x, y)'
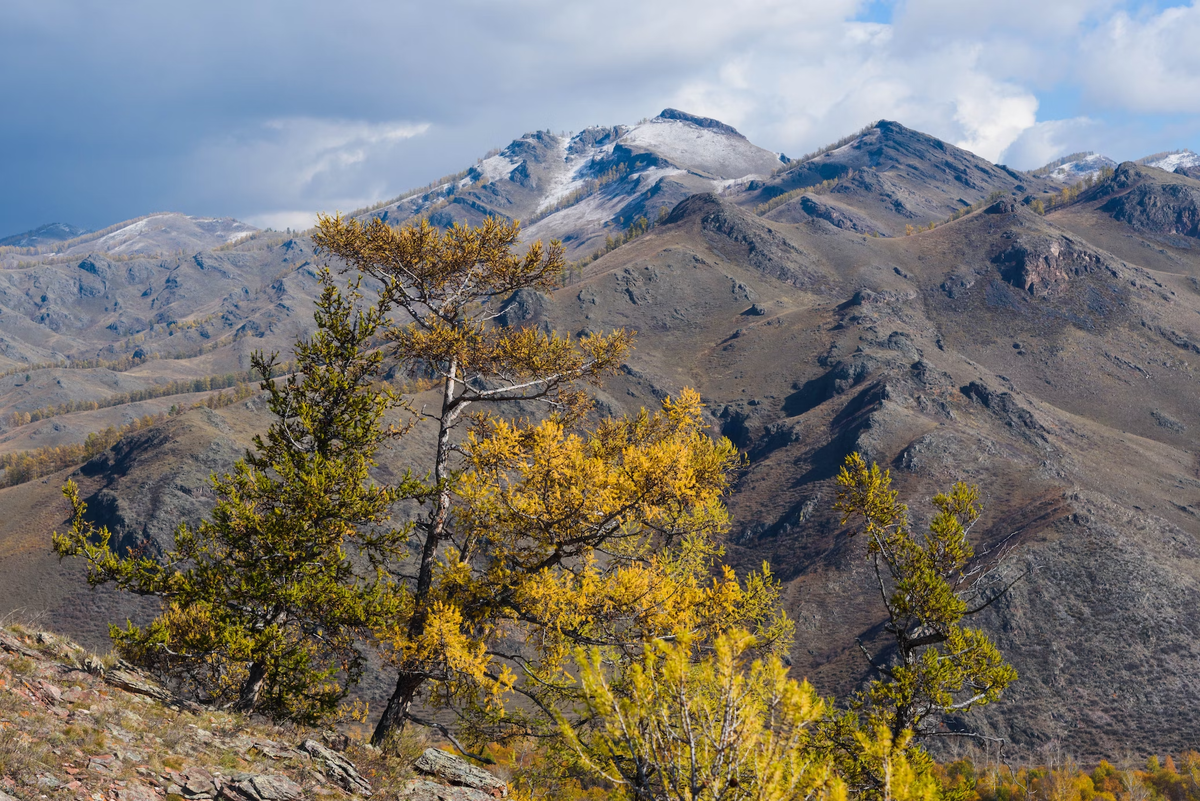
top-left (992, 234), bottom-right (1109, 295)
top-left (1100, 164), bottom-right (1200, 238)
top-left (773, 195), bottom-right (882, 235)
top-left (414, 749), bottom-right (508, 798)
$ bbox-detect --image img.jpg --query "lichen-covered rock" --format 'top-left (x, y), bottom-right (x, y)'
top-left (301, 738), bottom-right (372, 795)
top-left (219, 773), bottom-right (305, 801)
top-left (414, 749), bottom-right (508, 798)
top-left (398, 778), bottom-right (499, 801)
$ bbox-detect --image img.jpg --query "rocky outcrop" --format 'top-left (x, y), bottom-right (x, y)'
top-left (399, 779), bottom-right (500, 801)
top-left (166, 770), bottom-right (304, 801)
top-left (960, 381), bottom-right (1044, 436)
top-left (991, 233), bottom-right (1109, 295)
top-left (666, 194), bottom-right (825, 289)
top-left (496, 288), bottom-right (549, 329)
top-left (300, 739), bottom-right (373, 795)
top-left (656, 107), bottom-right (747, 139)
top-left (766, 194), bottom-right (882, 235)
top-left (1100, 164), bottom-right (1200, 238)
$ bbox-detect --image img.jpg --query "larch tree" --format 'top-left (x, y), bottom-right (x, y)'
top-left (820, 453), bottom-right (1019, 794)
top-left (313, 215), bottom-right (789, 748)
top-left (53, 275), bottom-right (410, 722)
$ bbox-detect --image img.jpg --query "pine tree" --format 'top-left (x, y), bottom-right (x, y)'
top-left (54, 274), bottom-right (412, 722)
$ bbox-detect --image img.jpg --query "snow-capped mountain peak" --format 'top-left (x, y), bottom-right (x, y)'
top-left (353, 109), bottom-right (785, 258)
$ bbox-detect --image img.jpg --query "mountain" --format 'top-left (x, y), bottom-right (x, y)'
top-left (0, 213), bottom-right (257, 266)
top-left (356, 108), bottom-right (786, 258)
top-left (738, 119), bottom-right (1059, 232)
top-left (1, 116), bottom-right (1200, 760)
top-left (0, 222), bottom-right (91, 248)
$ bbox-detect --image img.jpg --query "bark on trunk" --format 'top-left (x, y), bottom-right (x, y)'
top-left (234, 661), bottom-right (267, 712)
top-left (372, 668), bottom-right (426, 745)
top-left (372, 361), bottom-right (462, 746)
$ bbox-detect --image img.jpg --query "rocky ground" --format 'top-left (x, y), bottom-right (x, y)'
top-left (0, 627), bottom-right (511, 800)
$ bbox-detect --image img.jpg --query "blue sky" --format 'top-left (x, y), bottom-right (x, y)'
top-left (2, 0), bottom-right (1199, 235)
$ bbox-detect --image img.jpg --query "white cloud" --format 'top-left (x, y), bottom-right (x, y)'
top-left (186, 117), bottom-right (430, 223)
top-left (242, 210), bottom-right (321, 232)
top-left (951, 73), bottom-right (1039, 161)
top-left (661, 20), bottom-right (1041, 163)
top-left (1000, 117), bottom-right (1102, 170)
top-left (1079, 3), bottom-right (1200, 113)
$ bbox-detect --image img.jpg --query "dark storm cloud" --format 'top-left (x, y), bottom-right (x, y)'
top-left (2, 1), bottom-right (1199, 235)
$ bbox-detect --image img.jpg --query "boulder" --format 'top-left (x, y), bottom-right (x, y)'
top-left (399, 779), bottom-right (499, 801)
top-left (414, 749), bottom-right (508, 798)
top-left (300, 738), bottom-right (372, 795)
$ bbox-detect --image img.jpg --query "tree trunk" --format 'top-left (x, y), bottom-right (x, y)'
top-left (372, 361), bottom-right (462, 746)
top-left (372, 667), bottom-right (426, 745)
top-left (234, 660), bottom-right (267, 712)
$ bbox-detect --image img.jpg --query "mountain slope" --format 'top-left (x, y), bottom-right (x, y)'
top-left (0, 214), bottom-right (258, 267)
top-left (0, 222), bottom-right (90, 248)
top-left (738, 120), bottom-right (1058, 235)
top-left (529, 183), bottom-right (1200, 759)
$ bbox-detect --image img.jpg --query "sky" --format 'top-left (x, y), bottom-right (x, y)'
top-left (2, 0), bottom-right (1200, 235)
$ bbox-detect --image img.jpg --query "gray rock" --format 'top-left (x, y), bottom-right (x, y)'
top-left (398, 779), bottom-right (498, 801)
top-left (219, 774), bottom-right (304, 801)
top-left (300, 738), bottom-right (372, 795)
top-left (105, 668), bottom-right (171, 701)
top-left (414, 749), bottom-right (507, 798)
top-left (0, 630), bottom-right (37, 657)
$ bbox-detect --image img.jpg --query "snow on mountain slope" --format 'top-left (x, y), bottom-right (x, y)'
top-left (1047, 153), bottom-right (1117, 183)
top-left (0, 214), bottom-right (258, 267)
top-left (619, 113), bottom-right (784, 181)
top-left (1141, 149), bottom-right (1200, 173)
top-left (355, 109), bottom-right (785, 258)
top-left (0, 222), bottom-right (91, 248)
top-left (62, 214), bottom-right (257, 257)
top-left (463, 154), bottom-right (521, 185)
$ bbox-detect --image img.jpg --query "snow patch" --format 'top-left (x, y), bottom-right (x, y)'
top-left (1047, 153), bottom-right (1117, 183)
top-left (1145, 150), bottom-right (1200, 172)
top-left (535, 139), bottom-right (591, 212)
top-left (620, 119), bottom-right (779, 179)
top-left (465, 155), bottom-right (520, 185)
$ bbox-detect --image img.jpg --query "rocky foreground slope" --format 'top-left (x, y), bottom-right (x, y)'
top-left (1, 117), bottom-right (1199, 760)
top-left (0, 626), bottom-right (510, 799)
